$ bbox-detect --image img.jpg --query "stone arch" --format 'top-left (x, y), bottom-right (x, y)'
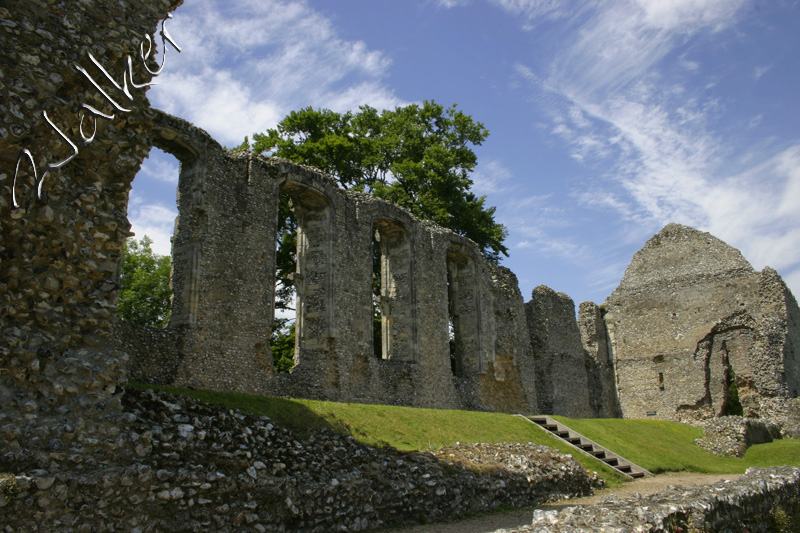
top-left (446, 242), bottom-right (482, 377)
top-left (372, 217), bottom-right (416, 362)
top-left (692, 313), bottom-right (759, 418)
top-left (148, 112), bottom-right (203, 328)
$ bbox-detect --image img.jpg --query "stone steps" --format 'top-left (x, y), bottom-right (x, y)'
top-left (518, 415), bottom-right (652, 481)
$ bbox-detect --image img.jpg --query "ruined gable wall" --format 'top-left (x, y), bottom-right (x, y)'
top-left (753, 267), bottom-right (800, 425)
top-left (604, 223), bottom-right (799, 424)
top-left (0, 0), bottom-right (182, 469)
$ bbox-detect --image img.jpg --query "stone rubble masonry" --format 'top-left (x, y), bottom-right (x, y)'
top-left (117, 107), bottom-right (540, 414)
top-left (525, 286), bottom-right (595, 418)
top-left (3, 0), bottom-right (800, 529)
top-left (504, 466), bottom-right (800, 532)
top-left (1, 0), bottom-right (184, 479)
top-left (695, 415), bottom-right (782, 457)
top-left (0, 388), bottom-right (603, 531)
top-left (602, 223), bottom-right (800, 430)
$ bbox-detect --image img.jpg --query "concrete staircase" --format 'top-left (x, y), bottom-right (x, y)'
top-left (519, 415), bottom-right (653, 480)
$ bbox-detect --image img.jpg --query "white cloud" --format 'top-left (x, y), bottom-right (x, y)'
top-left (127, 197), bottom-right (177, 257)
top-left (634, 0), bottom-right (745, 31)
top-left (471, 159), bottom-right (514, 196)
top-left (435, 0), bottom-right (472, 8)
top-left (489, 0), bottom-right (572, 24)
top-left (515, 234), bottom-right (593, 263)
top-left (138, 148), bottom-right (180, 184)
top-left (509, 0), bottom-right (800, 300)
top-left (148, 0), bottom-right (403, 147)
top-left (754, 65), bottom-right (771, 80)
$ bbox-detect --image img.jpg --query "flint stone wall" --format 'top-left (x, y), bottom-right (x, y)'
top-left (119, 110), bottom-right (538, 414)
top-left (0, 388), bottom-right (601, 532)
top-left (509, 466), bottom-right (800, 532)
top-left (695, 415), bottom-right (782, 457)
top-left (602, 223), bottom-right (800, 426)
top-left (1, 0), bottom-right (183, 477)
top-left (525, 286), bottom-right (594, 418)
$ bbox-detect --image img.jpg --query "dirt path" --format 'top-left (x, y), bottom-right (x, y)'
top-left (386, 472), bottom-right (739, 533)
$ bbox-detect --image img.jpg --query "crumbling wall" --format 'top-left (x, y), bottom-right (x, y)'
top-left (525, 286), bottom-right (595, 418)
top-left (104, 111), bottom-right (538, 413)
top-left (524, 466), bottom-right (800, 532)
top-left (0, 0), bottom-right (182, 471)
top-left (0, 388), bottom-right (600, 531)
top-left (578, 301), bottom-right (620, 418)
top-left (603, 223), bottom-right (800, 425)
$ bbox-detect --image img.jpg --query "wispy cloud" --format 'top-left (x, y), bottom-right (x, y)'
top-left (138, 148), bottom-right (180, 184)
top-left (489, 0), bottom-right (574, 26)
top-left (149, 0), bottom-right (404, 146)
top-left (506, 0), bottom-right (800, 297)
top-left (127, 194), bottom-right (177, 257)
top-left (471, 159), bottom-right (514, 196)
top-left (135, 0), bottom-right (408, 254)
top-left (435, 0), bottom-right (472, 8)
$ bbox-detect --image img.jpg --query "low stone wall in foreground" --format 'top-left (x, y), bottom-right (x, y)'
top-left (508, 466), bottom-right (800, 532)
top-left (0, 388), bottom-right (599, 532)
top-left (695, 415), bottom-right (782, 457)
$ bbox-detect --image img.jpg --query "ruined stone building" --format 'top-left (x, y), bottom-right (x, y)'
top-left (2, 2), bottom-right (800, 487)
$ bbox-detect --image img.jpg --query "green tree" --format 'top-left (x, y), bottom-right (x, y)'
top-left (250, 101), bottom-right (507, 364)
top-left (270, 318), bottom-right (295, 372)
top-left (251, 100), bottom-right (508, 261)
top-left (117, 236), bottom-right (172, 327)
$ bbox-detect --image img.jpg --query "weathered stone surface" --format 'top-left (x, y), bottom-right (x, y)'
top-left (526, 286), bottom-right (595, 418)
top-left (696, 416), bottom-right (782, 457)
top-left (578, 301), bottom-right (621, 418)
top-left (2, 0), bottom-right (800, 529)
top-left (1, 388), bottom-right (602, 531)
top-left (500, 466), bottom-right (800, 532)
top-left (603, 223), bottom-right (800, 426)
top-left (114, 111), bottom-right (540, 414)
top-left (1, 0), bottom-right (183, 475)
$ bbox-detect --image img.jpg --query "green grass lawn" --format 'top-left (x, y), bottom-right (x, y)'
top-left (552, 415), bottom-right (800, 474)
top-left (128, 383), bottom-right (800, 486)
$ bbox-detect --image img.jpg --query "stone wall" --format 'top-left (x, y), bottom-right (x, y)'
top-left (0, 388), bottom-right (601, 532)
top-left (602, 224), bottom-right (800, 426)
top-left (695, 416), bottom-right (782, 457)
top-left (516, 466), bottom-right (800, 532)
top-left (525, 286), bottom-right (595, 417)
top-left (2, 1), bottom-right (799, 495)
top-left (578, 302), bottom-right (621, 418)
top-left (110, 109), bottom-right (539, 414)
top-left (1, 0), bottom-right (182, 473)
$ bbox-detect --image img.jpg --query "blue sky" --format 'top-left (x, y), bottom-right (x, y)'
top-left (132, 0), bottom-right (800, 307)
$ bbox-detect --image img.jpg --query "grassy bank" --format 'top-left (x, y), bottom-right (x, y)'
top-left (128, 383), bottom-right (627, 484)
top-left (553, 415), bottom-right (800, 474)
top-left (128, 383), bottom-right (800, 486)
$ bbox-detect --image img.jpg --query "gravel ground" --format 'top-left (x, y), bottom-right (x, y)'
top-left (386, 472), bottom-right (739, 533)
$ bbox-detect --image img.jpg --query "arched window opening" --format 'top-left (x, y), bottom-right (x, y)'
top-left (372, 227), bottom-right (383, 358)
top-left (276, 181), bottom-right (333, 369)
top-left (116, 146), bottom-right (178, 328)
top-left (271, 191), bottom-right (298, 372)
top-left (446, 244), bottom-right (480, 377)
top-left (373, 219), bottom-right (415, 362)
top-left (447, 266), bottom-right (458, 375)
